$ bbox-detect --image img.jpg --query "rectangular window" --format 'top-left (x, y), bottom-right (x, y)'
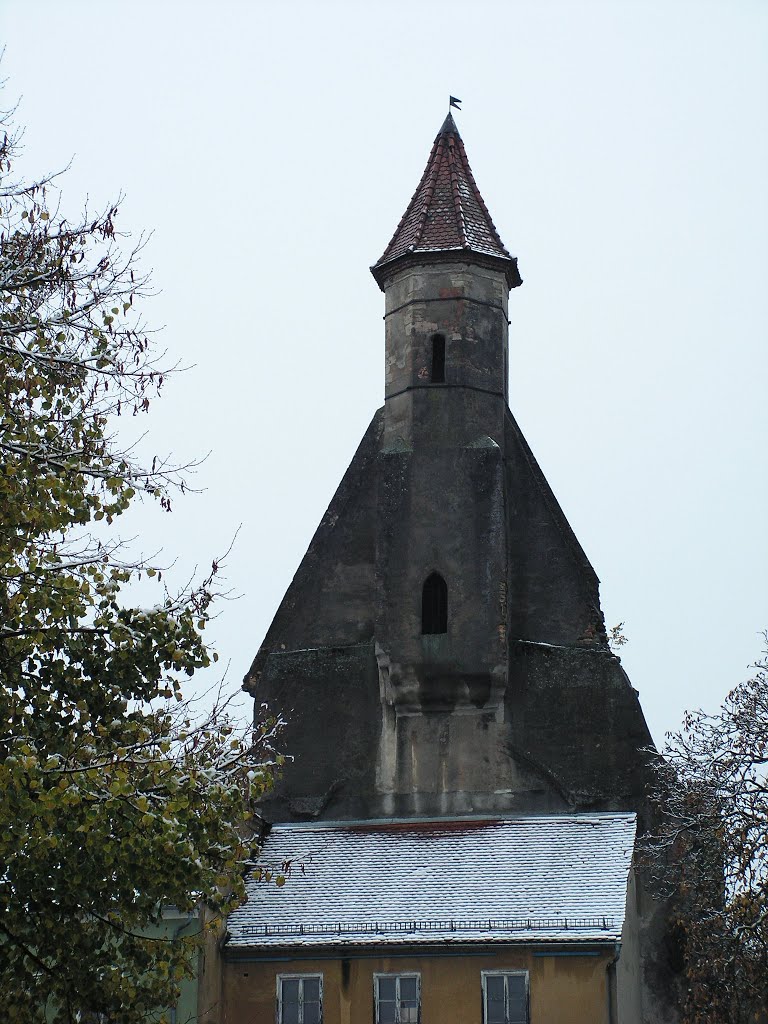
top-left (374, 973), bottom-right (420, 1024)
top-left (277, 974), bottom-right (322, 1024)
top-left (482, 971), bottom-right (529, 1024)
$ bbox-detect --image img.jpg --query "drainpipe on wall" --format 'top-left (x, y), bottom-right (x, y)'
top-left (606, 942), bottom-right (622, 1024)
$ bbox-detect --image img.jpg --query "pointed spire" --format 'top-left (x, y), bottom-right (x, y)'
top-left (438, 111), bottom-right (461, 137)
top-left (371, 115), bottom-right (521, 290)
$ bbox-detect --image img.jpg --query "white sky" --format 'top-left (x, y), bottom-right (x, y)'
top-left (3, 0), bottom-right (766, 748)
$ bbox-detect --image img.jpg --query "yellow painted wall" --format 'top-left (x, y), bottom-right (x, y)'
top-left (223, 947), bottom-right (612, 1024)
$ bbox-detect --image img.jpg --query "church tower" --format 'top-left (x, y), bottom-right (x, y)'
top-left (244, 113), bottom-right (653, 823)
top-left (226, 112), bottom-right (678, 1024)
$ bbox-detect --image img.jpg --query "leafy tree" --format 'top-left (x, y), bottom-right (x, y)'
top-left (0, 104), bottom-right (280, 1021)
top-left (646, 640), bottom-right (768, 1024)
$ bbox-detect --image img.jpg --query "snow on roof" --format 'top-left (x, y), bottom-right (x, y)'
top-left (226, 813), bottom-right (637, 949)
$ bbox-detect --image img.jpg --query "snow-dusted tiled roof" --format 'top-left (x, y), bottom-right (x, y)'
top-left (371, 114), bottom-right (521, 290)
top-left (227, 813), bottom-right (637, 949)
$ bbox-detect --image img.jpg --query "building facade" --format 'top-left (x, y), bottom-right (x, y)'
top-left (206, 113), bottom-right (678, 1024)
top-left (219, 815), bottom-right (639, 1024)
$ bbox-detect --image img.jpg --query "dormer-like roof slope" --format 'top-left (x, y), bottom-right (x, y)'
top-left (372, 113), bottom-right (522, 290)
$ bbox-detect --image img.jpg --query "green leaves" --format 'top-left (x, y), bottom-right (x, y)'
top-left (0, 104), bottom-right (280, 1023)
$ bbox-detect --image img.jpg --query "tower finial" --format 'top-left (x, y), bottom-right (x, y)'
top-left (449, 95), bottom-right (462, 111)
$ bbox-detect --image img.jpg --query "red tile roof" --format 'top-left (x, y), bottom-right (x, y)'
top-left (372, 114), bottom-right (521, 290)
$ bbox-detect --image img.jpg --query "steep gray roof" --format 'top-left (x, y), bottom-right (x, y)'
top-left (227, 813), bottom-right (637, 948)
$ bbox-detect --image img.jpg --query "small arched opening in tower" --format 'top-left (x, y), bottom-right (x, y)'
top-left (430, 334), bottom-right (446, 383)
top-left (421, 572), bottom-right (448, 635)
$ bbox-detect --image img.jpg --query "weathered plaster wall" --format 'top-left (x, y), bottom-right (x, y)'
top-left (619, 867), bottom-right (682, 1024)
top-left (617, 867), bottom-right (644, 1024)
top-left (222, 947), bottom-right (614, 1024)
top-left (246, 324), bottom-right (654, 822)
top-left (506, 643), bottom-right (654, 810)
top-left (256, 643), bottom-right (381, 822)
top-left (382, 262), bottom-right (509, 404)
top-left (374, 430), bottom-right (508, 711)
top-left (253, 637), bottom-right (651, 822)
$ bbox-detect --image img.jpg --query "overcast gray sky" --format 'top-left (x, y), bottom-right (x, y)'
top-left (3, 0), bottom-right (766, 747)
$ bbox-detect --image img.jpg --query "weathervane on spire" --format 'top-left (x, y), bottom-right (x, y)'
top-left (449, 95), bottom-right (462, 111)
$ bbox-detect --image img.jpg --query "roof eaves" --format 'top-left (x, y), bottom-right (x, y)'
top-left (226, 930), bottom-right (623, 951)
top-left (223, 936), bottom-right (619, 962)
top-left (371, 248), bottom-right (522, 291)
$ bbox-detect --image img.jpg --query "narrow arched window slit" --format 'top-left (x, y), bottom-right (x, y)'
top-left (430, 334), bottom-right (445, 383)
top-left (422, 572), bottom-right (448, 635)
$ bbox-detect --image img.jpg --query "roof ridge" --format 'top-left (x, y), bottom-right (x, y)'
top-left (266, 811), bottom-right (638, 830)
top-left (412, 135), bottom-right (443, 252)
top-left (376, 134), bottom-right (440, 263)
top-left (447, 133), bottom-right (468, 247)
top-left (455, 134), bottom-right (509, 255)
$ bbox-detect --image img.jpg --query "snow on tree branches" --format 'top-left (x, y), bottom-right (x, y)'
top-left (0, 103), bottom-right (282, 1022)
top-left (645, 639), bottom-right (768, 1024)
